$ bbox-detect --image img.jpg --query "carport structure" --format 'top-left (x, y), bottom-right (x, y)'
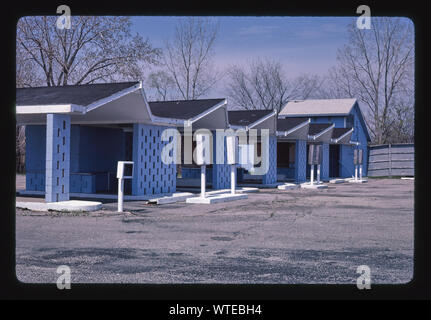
top-left (306, 123), bottom-right (335, 181)
top-left (278, 98), bottom-right (371, 180)
top-left (329, 127), bottom-right (355, 178)
top-left (148, 98), bottom-right (231, 190)
top-left (276, 117), bottom-right (310, 183)
top-left (17, 81), bottom-right (184, 202)
top-left (228, 109), bottom-right (278, 186)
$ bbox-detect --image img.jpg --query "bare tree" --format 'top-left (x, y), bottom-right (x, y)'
top-left (164, 17), bottom-right (220, 100)
top-left (323, 18), bottom-right (414, 144)
top-left (146, 70), bottom-right (177, 101)
top-left (16, 126), bottom-right (26, 173)
top-left (17, 16), bottom-right (161, 87)
top-left (16, 43), bottom-right (43, 88)
top-left (225, 58), bottom-right (323, 112)
top-left (16, 16), bottom-right (161, 172)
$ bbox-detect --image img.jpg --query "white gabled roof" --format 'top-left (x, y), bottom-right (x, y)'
top-left (279, 98), bottom-right (357, 117)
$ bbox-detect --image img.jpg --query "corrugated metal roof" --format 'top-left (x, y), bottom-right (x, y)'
top-left (279, 98), bottom-right (357, 116)
top-left (16, 82), bottom-right (140, 106)
top-left (228, 110), bottom-right (274, 126)
top-left (149, 99), bottom-right (225, 120)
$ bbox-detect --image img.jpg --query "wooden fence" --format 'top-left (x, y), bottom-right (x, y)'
top-left (368, 143), bottom-right (414, 177)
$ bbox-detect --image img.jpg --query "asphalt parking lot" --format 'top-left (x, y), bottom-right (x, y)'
top-left (15, 177), bottom-right (414, 284)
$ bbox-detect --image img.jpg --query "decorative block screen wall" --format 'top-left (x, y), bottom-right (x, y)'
top-left (321, 142), bottom-right (329, 180)
top-left (294, 140), bottom-right (307, 183)
top-left (212, 133), bottom-right (230, 189)
top-left (132, 124), bottom-right (176, 196)
top-left (262, 136), bottom-right (277, 185)
top-left (45, 114), bottom-right (70, 202)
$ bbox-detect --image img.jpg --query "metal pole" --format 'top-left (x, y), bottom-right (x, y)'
top-left (118, 178), bottom-right (124, 212)
top-left (310, 165), bottom-right (314, 185)
top-left (359, 164), bottom-right (363, 180)
top-left (201, 165), bottom-right (206, 198)
top-left (317, 164), bottom-right (321, 184)
top-left (355, 165), bottom-right (358, 181)
top-left (231, 164), bottom-right (236, 195)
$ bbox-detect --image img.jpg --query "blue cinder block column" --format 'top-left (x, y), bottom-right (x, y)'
top-left (294, 140), bottom-right (307, 183)
top-left (321, 143), bottom-right (329, 181)
top-left (212, 133), bottom-right (230, 189)
top-left (132, 124), bottom-right (177, 196)
top-left (45, 114), bottom-right (70, 202)
top-left (262, 135), bottom-right (277, 185)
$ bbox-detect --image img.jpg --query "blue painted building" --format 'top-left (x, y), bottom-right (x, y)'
top-left (17, 81), bottom-right (186, 202)
top-left (149, 99), bottom-right (231, 190)
top-left (228, 110), bottom-right (278, 186)
top-left (17, 83), bottom-right (235, 202)
top-left (278, 99), bottom-right (371, 180)
top-left (17, 81), bottom-right (371, 204)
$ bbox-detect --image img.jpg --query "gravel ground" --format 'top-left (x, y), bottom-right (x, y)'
top-left (15, 177), bottom-right (414, 284)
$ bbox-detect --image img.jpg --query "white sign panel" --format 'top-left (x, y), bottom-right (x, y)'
top-left (238, 144), bottom-right (255, 171)
top-left (116, 161), bottom-right (134, 179)
top-left (226, 135), bottom-right (237, 165)
top-left (195, 132), bottom-right (211, 165)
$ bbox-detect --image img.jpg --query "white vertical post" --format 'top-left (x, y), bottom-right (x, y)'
top-left (310, 165), bottom-right (314, 185)
top-left (117, 161), bottom-right (133, 213)
top-left (118, 178), bottom-right (124, 212)
top-left (355, 165), bottom-right (358, 181)
top-left (359, 164), bottom-right (363, 180)
top-left (201, 165), bottom-right (206, 198)
top-left (230, 165), bottom-right (236, 195)
top-left (316, 164), bottom-right (321, 184)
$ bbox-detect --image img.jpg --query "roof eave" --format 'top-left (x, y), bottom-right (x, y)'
top-left (188, 99), bottom-right (227, 125)
top-left (276, 118), bottom-right (311, 137)
top-left (85, 82), bottom-right (142, 112)
top-left (308, 123), bottom-right (335, 141)
top-left (333, 128), bottom-right (354, 144)
top-left (16, 103), bottom-right (86, 115)
top-left (247, 109), bottom-right (277, 130)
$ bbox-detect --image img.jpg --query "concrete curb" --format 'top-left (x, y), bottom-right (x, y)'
top-left (16, 200), bottom-right (102, 212)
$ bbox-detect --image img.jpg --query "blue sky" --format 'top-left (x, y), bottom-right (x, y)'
top-left (131, 16), bottom-right (357, 76)
top-left (131, 16), bottom-right (359, 97)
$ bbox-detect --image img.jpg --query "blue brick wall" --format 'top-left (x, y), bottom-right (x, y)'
top-left (26, 124), bottom-right (131, 195)
top-left (294, 140), bottom-right (307, 183)
top-left (132, 124), bottom-right (176, 196)
top-left (45, 114), bottom-right (70, 202)
top-left (77, 126), bottom-right (125, 173)
top-left (262, 136), bottom-right (277, 184)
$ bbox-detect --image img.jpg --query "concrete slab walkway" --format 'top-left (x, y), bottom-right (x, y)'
top-left (16, 200), bottom-right (102, 212)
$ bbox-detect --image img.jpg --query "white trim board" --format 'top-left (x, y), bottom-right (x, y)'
top-left (16, 104), bottom-right (86, 115)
